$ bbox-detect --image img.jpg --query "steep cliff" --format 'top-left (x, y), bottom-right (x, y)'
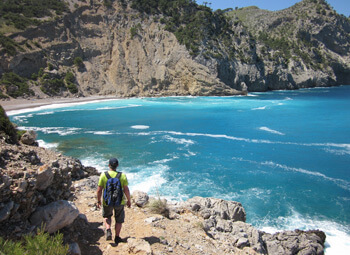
top-left (0, 0), bottom-right (349, 98)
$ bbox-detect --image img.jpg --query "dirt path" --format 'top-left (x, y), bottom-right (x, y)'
top-left (70, 180), bottom-right (220, 255)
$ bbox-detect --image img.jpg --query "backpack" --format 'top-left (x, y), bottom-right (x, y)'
top-left (103, 171), bottom-right (123, 206)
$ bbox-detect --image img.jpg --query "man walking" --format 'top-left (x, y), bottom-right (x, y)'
top-left (97, 158), bottom-right (131, 244)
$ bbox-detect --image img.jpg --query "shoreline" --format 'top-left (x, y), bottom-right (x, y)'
top-left (0, 96), bottom-right (119, 112)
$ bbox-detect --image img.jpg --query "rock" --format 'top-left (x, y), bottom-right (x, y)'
top-left (262, 229), bottom-right (326, 255)
top-left (20, 131), bottom-right (37, 146)
top-left (36, 164), bottom-right (54, 190)
top-left (132, 190), bottom-right (149, 207)
top-left (68, 242), bottom-right (81, 255)
top-left (0, 201), bottom-right (14, 222)
top-left (127, 238), bottom-right (152, 255)
top-left (185, 196), bottom-right (246, 222)
top-left (29, 200), bottom-right (79, 233)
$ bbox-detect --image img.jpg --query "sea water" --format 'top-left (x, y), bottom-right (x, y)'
top-left (8, 86), bottom-right (350, 254)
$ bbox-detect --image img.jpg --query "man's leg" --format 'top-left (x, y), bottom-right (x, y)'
top-left (115, 222), bottom-right (122, 237)
top-left (114, 206), bottom-right (125, 244)
top-left (103, 206), bottom-right (113, 240)
top-left (104, 217), bottom-right (112, 229)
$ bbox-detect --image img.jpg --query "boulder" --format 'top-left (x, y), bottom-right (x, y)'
top-left (36, 164), bottom-right (54, 190)
top-left (132, 190), bottom-right (149, 207)
top-left (0, 201), bottom-right (14, 222)
top-left (20, 130), bottom-right (37, 146)
top-left (30, 200), bottom-right (79, 233)
top-left (127, 238), bottom-right (152, 255)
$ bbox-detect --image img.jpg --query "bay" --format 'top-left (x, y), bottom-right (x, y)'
top-left (9, 86), bottom-right (350, 254)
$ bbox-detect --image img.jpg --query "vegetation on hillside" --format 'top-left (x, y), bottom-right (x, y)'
top-left (0, 0), bottom-right (68, 30)
top-left (129, 0), bottom-right (236, 57)
top-left (0, 227), bottom-right (69, 255)
top-left (0, 72), bottom-right (34, 98)
top-left (0, 104), bottom-right (18, 144)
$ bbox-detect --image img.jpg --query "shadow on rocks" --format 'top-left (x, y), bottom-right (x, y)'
top-left (62, 215), bottom-right (104, 255)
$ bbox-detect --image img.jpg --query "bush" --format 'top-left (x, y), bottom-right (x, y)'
top-left (0, 226), bottom-right (69, 255)
top-left (0, 33), bottom-right (22, 56)
top-left (0, 72), bottom-right (33, 98)
top-left (148, 198), bottom-right (169, 218)
top-left (73, 57), bottom-right (84, 68)
top-left (64, 72), bottom-right (78, 94)
top-left (0, 104), bottom-right (18, 144)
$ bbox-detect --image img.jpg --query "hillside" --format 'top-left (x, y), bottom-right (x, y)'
top-left (0, 0), bottom-right (349, 99)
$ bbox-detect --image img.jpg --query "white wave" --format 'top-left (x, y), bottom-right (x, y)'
top-left (36, 111), bottom-right (54, 115)
top-left (262, 161), bottom-right (350, 191)
top-left (152, 131), bottom-right (349, 155)
top-left (85, 131), bottom-right (113, 135)
top-left (23, 126), bottom-right (82, 136)
top-left (259, 127), bottom-right (285, 136)
top-left (12, 114), bottom-right (33, 123)
top-left (131, 125), bottom-right (150, 130)
top-left (96, 104), bottom-right (142, 110)
top-left (252, 106), bottom-right (267, 110)
top-left (80, 156), bottom-right (106, 172)
top-left (37, 139), bottom-right (59, 149)
top-left (163, 135), bottom-right (195, 146)
top-left (257, 211), bottom-right (350, 255)
top-left (126, 164), bottom-right (169, 194)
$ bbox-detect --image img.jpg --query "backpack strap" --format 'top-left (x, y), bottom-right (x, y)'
top-left (104, 171), bottom-right (111, 179)
top-left (105, 171), bottom-right (122, 180)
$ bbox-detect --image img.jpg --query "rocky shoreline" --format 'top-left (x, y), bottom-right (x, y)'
top-left (0, 127), bottom-right (326, 254)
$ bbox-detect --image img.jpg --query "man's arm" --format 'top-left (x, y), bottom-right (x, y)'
top-left (123, 185), bottom-right (131, 208)
top-left (97, 186), bottom-right (103, 208)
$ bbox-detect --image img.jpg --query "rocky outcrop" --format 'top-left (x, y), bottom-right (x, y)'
top-left (0, 138), bottom-right (98, 238)
top-left (128, 191), bottom-right (326, 254)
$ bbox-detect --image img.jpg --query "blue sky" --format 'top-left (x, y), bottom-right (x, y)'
top-left (197, 0), bottom-right (350, 17)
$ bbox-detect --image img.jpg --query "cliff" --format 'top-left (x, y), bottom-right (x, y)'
top-left (0, 0), bottom-right (349, 99)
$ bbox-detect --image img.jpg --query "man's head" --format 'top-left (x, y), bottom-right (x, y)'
top-left (109, 158), bottom-right (119, 170)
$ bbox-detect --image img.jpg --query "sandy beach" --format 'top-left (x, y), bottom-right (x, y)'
top-left (0, 96), bottom-right (119, 112)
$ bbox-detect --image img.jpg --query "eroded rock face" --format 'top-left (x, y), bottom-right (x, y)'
top-left (0, 139), bottom-right (98, 238)
top-left (2, 0), bottom-right (348, 99)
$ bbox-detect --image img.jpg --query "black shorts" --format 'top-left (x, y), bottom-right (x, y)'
top-left (102, 205), bottom-right (125, 223)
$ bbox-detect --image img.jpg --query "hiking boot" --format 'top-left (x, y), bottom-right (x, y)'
top-left (114, 236), bottom-right (123, 245)
top-left (106, 229), bottom-right (112, 241)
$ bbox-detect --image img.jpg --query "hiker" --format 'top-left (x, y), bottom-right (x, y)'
top-left (97, 158), bottom-right (131, 244)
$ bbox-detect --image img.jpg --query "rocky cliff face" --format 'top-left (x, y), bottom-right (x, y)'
top-left (0, 0), bottom-right (349, 98)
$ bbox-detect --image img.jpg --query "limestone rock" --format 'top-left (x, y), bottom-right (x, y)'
top-left (29, 200), bottom-right (79, 234)
top-left (20, 130), bottom-right (37, 146)
top-left (127, 237), bottom-right (152, 255)
top-left (132, 190), bottom-right (149, 207)
top-left (36, 164), bottom-right (54, 191)
top-left (185, 196), bottom-right (246, 222)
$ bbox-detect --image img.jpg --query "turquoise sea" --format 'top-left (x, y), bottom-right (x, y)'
top-left (8, 86), bottom-right (350, 254)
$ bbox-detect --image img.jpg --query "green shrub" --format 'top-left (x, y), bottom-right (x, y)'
top-left (64, 72), bottom-right (78, 94)
top-left (0, 104), bottom-right (18, 144)
top-left (148, 198), bottom-right (169, 218)
top-left (0, 227), bottom-right (69, 255)
top-left (0, 72), bottom-right (33, 98)
top-left (0, 33), bottom-right (21, 56)
top-left (0, 0), bottom-right (68, 30)
top-left (73, 57), bottom-right (84, 68)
